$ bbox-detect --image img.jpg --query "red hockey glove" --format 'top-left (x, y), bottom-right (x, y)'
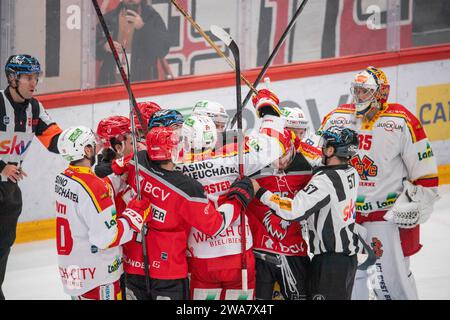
top-left (226, 176), bottom-right (255, 209)
top-left (122, 196), bottom-right (150, 232)
top-left (252, 89), bottom-right (282, 118)
top-left (111, 153), bottom-right (133, 175)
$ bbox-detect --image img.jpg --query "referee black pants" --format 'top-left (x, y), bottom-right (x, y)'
top-left (309, 252), bottom-right (357, 300)
top-left (0, 181), bottom-right (22, 300)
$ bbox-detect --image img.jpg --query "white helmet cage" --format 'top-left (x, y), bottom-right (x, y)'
top-left (58, 126), bottom-right (100, 162)
top-left (192, 100), bottom-right (229, 129)
top-left (182, 115), bottom-right (218, 152)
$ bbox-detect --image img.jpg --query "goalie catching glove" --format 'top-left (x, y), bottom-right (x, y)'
top-left (226, 176), bottom-right (255, 209)
top-left (252, 89), bottom-right (282, 118)
top-left (384, 180), bottom-right (440, 229)
top-left (122, 196), bottom-right (151, 232)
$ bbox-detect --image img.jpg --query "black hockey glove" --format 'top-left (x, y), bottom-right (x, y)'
top-left (226, 176), bottom-right (255, 209)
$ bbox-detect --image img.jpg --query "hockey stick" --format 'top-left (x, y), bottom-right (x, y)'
top-left (211, 25), bottom-right (249, 297)
top-left (228, 0), bottom-right (309, 129)
top-left (170, 0), bottom-right (257, 95)
top-left (91, 0), bottom-right (151, 294)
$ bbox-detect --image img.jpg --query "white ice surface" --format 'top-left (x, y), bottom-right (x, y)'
top-left (3, 185), bottom-right (450, 300)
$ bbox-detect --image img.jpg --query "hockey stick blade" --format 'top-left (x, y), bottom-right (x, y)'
top-left (210, 25), bottom-right (233, 46)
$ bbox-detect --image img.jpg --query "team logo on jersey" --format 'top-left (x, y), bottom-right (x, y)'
top-left (371, 237), bottom-right (384, 259)
top-left (3, 116), bottom-right (10, 125)
top-left (262, 210), bottom-right (291, 241)
top-left (418, 142), bottom-right (434, 161)
top-left (329, 116), bottom-right (353, 127)
top-left (377, 120), bottom-right (403, 132)
top-left (350, 155), bottom-right (378, 180)
top-left (343, 199), bottom-right (356, 222)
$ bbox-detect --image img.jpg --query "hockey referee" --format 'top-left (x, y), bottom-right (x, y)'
top-left (0, 55), bottom-right (62, 299)
top-left (253, 126), bottom-right (362, 300)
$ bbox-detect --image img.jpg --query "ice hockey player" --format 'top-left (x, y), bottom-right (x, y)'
top-left (319, 66), bottom-right (440, 300)
top-left (191, 100), bottom-right (231, 148)
top-left (282, 106), bottom-right (320, 148)
top-left (253, 126), bottom-right (361, 300)
top-left (111, 108), bottom-right (184, 300)
top-left (121, 126), bottom-right (255, 300)
top-left (95, 115), bottom-right (133, 178)
top-left (0, 54), bottom-right (63, 300)
top-left (246, 128), bottom-right (321, 300)
top-left (177, 89), bottom-right (288, 300)
top-left (55, 125), bottom-right (150, 300)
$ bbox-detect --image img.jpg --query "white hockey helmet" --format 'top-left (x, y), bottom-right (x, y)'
top-left (182, 115), bottom-right (217, 152)
top-left (281, 107), bottom-right (309, 129)
top-left (192, 100), bottom-right (229, 131)
top-left (58, 126), bottom-right (99, 162)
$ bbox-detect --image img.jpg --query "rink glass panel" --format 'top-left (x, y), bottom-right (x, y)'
top-left (0, 0), bottom-right (449, 95)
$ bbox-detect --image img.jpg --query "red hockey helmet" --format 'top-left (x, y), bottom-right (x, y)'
top-left (96, 115), bottom-right (131, 148)
top-left (146, 126), bottom-right (181, 162)
top-left (133, 101), bottom-right (162, 130)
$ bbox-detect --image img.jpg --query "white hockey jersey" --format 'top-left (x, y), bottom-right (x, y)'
top-left (54, 165), bottom-right (135, 296)
top-left (177, 115), bottom-right (286, 259)
top-left (319, 103), bottom-right (439, 217)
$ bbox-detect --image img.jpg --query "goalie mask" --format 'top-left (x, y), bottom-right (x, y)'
top-left (182, 115), bottom-right (217, 153)
top-left (350, 66), bottom-right (390, 115)
top-left (192, 100), bottom-right (229, 133)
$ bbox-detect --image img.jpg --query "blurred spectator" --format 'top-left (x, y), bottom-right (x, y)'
top-left (96, 0), bottom-right (170, 85)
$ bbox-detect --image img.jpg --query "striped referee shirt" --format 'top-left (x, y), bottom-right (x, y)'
top-left (257, 164), bottom-right (361, 256)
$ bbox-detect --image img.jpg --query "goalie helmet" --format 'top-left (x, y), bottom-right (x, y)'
top-left (96, 115), bottom-right (131, 148)
top-left (350, 66), bottom-right (390, 115)
top-left (319, 126), bottom-right (359, 159)
top-left (192, 100), bottom-right (229, 132)
top-left (146, 126), bottom-right (181, 162)
top-left (182, 115), bottom-right (217, 152)
top-left (5, 54), bottom-right (41, 82)
top-left (58, 126), bottom-right (100, 162)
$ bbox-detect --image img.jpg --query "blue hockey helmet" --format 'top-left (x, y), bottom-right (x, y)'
top-left (148, 109), bottom-right (184, 129)
top-left (319, 126), bottom-right (359, 158)
top-left (5, 54), bottom-right (41, 82)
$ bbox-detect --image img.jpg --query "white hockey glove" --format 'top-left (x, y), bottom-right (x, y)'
top-left (384, 180), bottom-right (440, 228)
top-left (122, 197), bottom-right (150, 232)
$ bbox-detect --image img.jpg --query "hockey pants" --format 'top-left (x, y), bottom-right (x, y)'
top-left (0, 181), bottom-right (22, 300)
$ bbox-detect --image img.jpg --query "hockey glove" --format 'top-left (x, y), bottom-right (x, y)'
top-left (111, 154), bottom-right (133, 175)
top-left (384, 180), bottom-right (440, 228)
top-left (252, 89), bottom-right (282, 118)
top-left (122, 196), bottom-right (150, 232)
top-left (226, 176), bottom-right (255, 209)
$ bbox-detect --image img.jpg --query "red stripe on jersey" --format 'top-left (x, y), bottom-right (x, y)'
top-left (108, 219), bottom-right (125, 248)
top-left (384, 104), bottom-right (427, 143)
top-left (414, 176), bottom-right (439, 188)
